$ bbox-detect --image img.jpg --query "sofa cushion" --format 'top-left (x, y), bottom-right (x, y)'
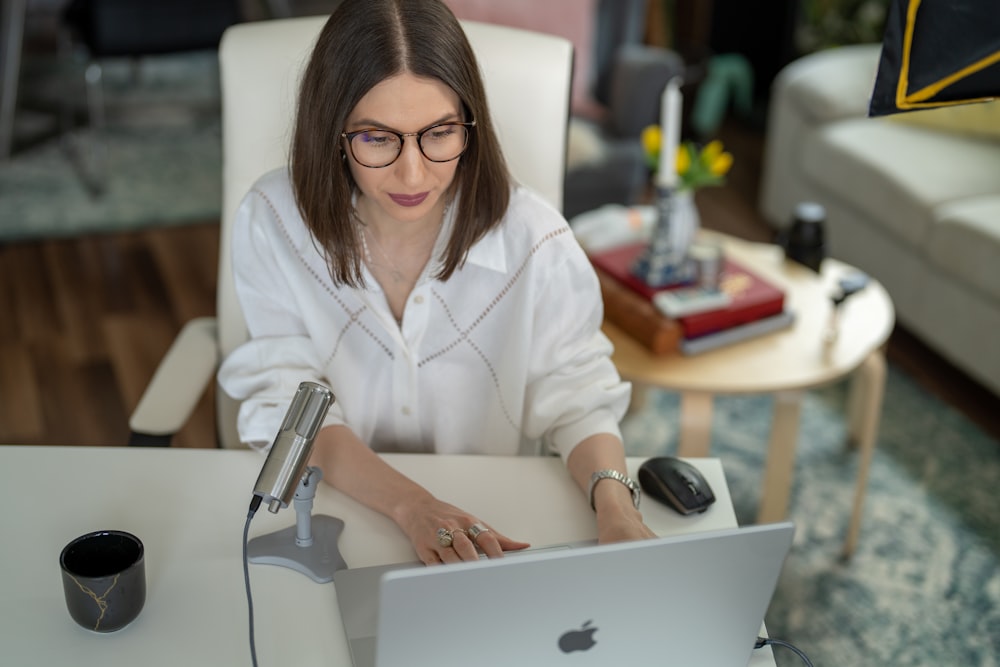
top-left (926, 196), bottom-right (1000, 303)
top-left (781, 44), bottom-right (881, 124)
top-left (802, 118), bottom-right (1000, 249)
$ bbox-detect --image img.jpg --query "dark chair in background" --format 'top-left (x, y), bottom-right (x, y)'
top-left (62, 0), bottom-right (240, 58)
top-left (59, 0), bottom-right (241, 193)
top-left (563, 0), bottom-right (684, 220)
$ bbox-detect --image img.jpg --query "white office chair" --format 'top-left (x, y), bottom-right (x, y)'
top-left (128, 15), bottom-right (573, 448)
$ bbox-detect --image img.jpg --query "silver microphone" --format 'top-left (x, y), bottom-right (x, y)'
top-left (252, 381), bottom-right (335, 514)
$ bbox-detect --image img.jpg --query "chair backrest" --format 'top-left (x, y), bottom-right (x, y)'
top-left (214, 15), bottom-right (572, 447)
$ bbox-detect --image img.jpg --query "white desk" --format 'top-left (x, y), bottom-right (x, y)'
top-left (0, 446), bottom-right (776, 666)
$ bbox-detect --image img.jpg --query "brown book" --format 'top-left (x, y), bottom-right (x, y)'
top-left (595, 267), bottom-right (681, 356)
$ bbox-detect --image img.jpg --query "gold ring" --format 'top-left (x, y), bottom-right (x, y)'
top-left (436, 528), bottom-right (454, 547)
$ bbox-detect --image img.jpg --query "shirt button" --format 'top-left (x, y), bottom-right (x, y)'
top-left (413, 295), bottom-right (424, 305)
top-left (401, 406), bottom-right (412, 416)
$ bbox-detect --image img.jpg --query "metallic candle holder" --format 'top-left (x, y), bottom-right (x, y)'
top-left (631, 186), bottom-right (697, 287)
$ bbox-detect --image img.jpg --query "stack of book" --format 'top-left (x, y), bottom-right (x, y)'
top-left (590, 242), bottom-right (795, 356)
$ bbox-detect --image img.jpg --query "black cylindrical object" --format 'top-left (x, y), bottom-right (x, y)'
top-left (780, 202), bottom-right (827, 273)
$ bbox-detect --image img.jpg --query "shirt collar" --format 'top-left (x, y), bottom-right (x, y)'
top-left (446, 191), bottom-right (508, 274)
top-left (463, 224), bottom-right (508, 273)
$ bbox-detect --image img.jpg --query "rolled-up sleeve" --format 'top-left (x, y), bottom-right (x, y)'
top-left (521, 231), bottom-right (631, 461)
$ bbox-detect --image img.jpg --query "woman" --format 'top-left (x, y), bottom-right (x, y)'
top-left (218, 0), bottom-right (655, 565)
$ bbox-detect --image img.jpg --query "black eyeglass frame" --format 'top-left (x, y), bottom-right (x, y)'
top-left (341, 121), bottom-right (477, 168)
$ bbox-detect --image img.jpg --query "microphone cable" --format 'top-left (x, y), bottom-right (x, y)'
top-left (244, 495), bottom-right (263, 667)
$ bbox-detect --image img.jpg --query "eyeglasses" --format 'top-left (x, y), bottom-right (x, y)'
top-left (342, 121), bottom-right (475, 168)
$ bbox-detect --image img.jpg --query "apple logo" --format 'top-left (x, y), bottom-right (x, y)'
top-left (558, 620), bottom-right (598, 653)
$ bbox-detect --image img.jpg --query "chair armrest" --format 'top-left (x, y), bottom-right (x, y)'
top-left (128, 317), bottom-right (220, 444)
top-left (606, 43), bottom-right (685, 138)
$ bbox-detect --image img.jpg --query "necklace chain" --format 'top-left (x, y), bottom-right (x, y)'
top-left (361, 229), bottom-right (407, 284)
top-left (357, 204), bottom-right (449, 285)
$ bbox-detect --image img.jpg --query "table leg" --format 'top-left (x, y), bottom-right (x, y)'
top-left (842, 350), bottom-right (886, 559)
top-left (845, 343), bottom-right (887, 448)
top-left (677, 392), bottom-right (713, 457)
top-left (757, 390), bottom-right (803, 524)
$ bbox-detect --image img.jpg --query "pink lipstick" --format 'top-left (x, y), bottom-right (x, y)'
top-left (389, 192), bottom-right (429, 207)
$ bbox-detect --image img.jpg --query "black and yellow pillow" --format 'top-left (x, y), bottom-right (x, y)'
top-left (870, 0), bottom-right (1000, 116)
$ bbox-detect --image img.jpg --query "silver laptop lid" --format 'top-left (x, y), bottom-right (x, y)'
top-left (337, 522), bottom-right (794, 667)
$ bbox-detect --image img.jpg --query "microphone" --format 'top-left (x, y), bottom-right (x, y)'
top-left (252, 381), bottom-right (335, 514)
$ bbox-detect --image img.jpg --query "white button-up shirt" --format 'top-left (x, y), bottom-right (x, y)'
top-left (218, 168), bottom-right (630, 460)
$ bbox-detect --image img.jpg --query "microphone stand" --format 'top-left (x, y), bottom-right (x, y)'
top-left (245, 381), bottom-right (347, 583)
top-left (246, 466), bottom-right (347, 583)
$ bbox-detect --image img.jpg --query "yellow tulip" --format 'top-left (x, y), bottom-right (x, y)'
top-left (675, 143), bottom-right (691, 175)
top-left (700, 140), bottom-right (724, 167)
top-left (641, 125), bottom-right (661, 159)
top-left (640, 131), bottom-right (733, 187)
top-left (710, 151), bottom-right (733, 177)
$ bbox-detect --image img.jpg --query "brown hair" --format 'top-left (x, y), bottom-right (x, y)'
top-left (291, 0), bottom-right (512, 287)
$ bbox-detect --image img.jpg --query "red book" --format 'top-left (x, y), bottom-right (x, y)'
top-left (589, 242), bottom-right (785, 338)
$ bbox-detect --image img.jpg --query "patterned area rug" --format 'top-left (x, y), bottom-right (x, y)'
top-left (0, 52), bottom-right (221, 242)
top-left (621, 365), bottom-right (1000, 666)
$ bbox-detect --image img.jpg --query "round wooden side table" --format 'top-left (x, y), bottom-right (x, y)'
top-left (604, 231), bottom-right (895, 558)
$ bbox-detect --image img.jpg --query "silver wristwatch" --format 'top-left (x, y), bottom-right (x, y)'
top-left (588, 469), bottom-right (641, 510)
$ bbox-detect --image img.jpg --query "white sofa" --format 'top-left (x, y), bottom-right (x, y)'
top-left (759, 44), bottom-right (1000, 397)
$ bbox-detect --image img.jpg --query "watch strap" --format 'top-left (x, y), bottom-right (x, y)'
top-left (588, 468), bottom-right (641, 510)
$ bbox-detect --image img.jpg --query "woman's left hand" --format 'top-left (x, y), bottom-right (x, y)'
top-left (587, 466), bottom-right (657, 544)
top-left (596, 505), bottom-right (657, 544)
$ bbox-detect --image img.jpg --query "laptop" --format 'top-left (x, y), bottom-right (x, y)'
top-left (333, 522), bottom-right (794, 667)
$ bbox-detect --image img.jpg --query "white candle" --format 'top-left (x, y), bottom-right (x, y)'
top-left (657, 77), bottom-right (682, 189)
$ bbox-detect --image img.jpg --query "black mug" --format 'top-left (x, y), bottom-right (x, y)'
top-left (60, 530), bottom-right (146, 633)
top-left (779, 202), bottom-right (827, 273)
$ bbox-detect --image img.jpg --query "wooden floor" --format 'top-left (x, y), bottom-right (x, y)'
top-left (2, 119), bottom-right (998, 447)
top-left (0, 222), bottom-right (220, 447)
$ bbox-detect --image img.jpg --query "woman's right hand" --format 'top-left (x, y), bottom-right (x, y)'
top-left (309, 426), bottom-right (530, 564)
top-left (395, 494), bottom-right (530, 565)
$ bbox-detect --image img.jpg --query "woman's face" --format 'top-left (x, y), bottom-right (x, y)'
top-left (344, 73), bottom-right (464, 228)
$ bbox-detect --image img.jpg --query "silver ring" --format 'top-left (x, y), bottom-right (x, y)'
top-left (436, 528), bottom-right (454, 548)
top-left (467, 522), bottom-right (489, 544)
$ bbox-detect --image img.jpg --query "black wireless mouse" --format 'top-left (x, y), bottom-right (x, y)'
top-left (638, 456), bottom-right (716, 515)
